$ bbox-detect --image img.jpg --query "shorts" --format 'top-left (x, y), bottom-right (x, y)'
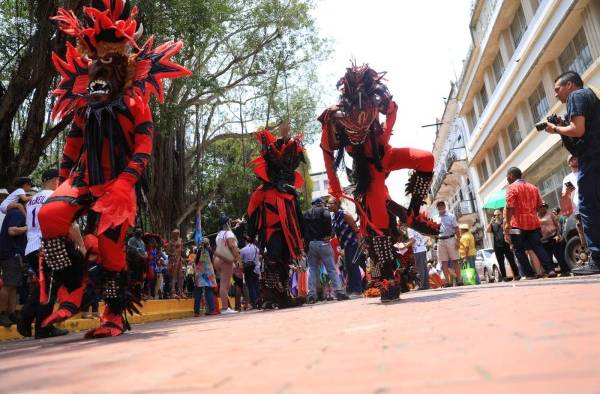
top-left (437, 237), bottom-right (459, 262)
top-left (0, 256), bottom-right (24, 287)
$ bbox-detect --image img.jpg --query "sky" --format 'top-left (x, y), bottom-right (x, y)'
top-left (308, 0), bottom-right (473, 204)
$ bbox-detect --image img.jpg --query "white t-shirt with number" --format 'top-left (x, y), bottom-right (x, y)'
top-left (25, 189), bottom-right (53, 256)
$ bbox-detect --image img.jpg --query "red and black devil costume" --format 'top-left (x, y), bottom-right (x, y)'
top-left (246, 127), bottom-right (305, 309)
top-left (318, 64), bottom-right (439, 302)
top-left (37, 0), bottom-right (190, 337)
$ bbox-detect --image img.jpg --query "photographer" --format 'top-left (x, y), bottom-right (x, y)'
top-left (486, 209), bottom-right (520, 280)
top-left (544, 71), bottom-right (600, 275)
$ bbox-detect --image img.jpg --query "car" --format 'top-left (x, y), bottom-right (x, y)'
top-left (562, 214), bottom-right (589, 269)
top-left (474, 248), bottom-right (515, 283)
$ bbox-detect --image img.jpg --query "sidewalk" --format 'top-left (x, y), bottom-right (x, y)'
top-left (0, 298), bottom-right (195, 341)
top-left (1, 277), bottom-right (599, 393)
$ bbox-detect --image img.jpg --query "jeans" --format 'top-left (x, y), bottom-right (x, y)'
top-left (307, 240), bottom-right (342, 298)
top-left (343, 242), bottom-right (364, 294)
top-left (510, 228), bottom-right (554, 276)
top-left (542, 239), bottom-right (571, 274)
top-left (244, 265), bottom-right (259, 307)
top-left (414, 251), bottom-right (428, 290)
top-left (578, 157), bottom-right (600, 262)
top-left (193, 286), bottom-right (214, 314)
top-left (465, 256), bottom-right (481, 285)
top-left (493, 242), bottom-right (520, 278)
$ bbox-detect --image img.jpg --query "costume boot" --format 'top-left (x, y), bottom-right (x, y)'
top-left (41, 286), bottom-right (84, 327)
top-left (84, 306), bottom-right (125, 338)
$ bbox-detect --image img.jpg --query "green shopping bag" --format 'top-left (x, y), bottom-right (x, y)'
top-left (461, 261), bottom-right (477, 286)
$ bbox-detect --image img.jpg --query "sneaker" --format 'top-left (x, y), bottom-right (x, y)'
top-left (35, 325), bottom-right (69, 339)
top-left (546, 270), bottom-right (557, 278)
top-left (221, 308), bottom-right (239, 315)
top-left (335, 292), bottom-right (349, 301)
top-left (572, 261), bottom-right (600, 276)
top-left (0, 313), bottom-right (13, 328)
top-left (348, 292), bottom-right (363, 300)
top-left (306, 296), bottom-right (317, 304)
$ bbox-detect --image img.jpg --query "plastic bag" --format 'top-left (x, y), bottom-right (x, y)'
top-left (461, 262), bottom-right (477, 286)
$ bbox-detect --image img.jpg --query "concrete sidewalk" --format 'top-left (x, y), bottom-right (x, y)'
top-left (0, 298), bottom-right (195, 341)
top-left (1, 277), bottom-right (599, 393)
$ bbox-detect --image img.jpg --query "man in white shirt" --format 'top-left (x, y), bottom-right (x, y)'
top-left (17, 169), bottom-right (68, 339)
top-left (407, 228), bottom-right (428, 290)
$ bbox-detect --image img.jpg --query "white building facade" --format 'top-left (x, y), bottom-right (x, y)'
top-left (458, 0), bottom-right (600, 247)
top-left (430, 83), bottom-right (484, 244)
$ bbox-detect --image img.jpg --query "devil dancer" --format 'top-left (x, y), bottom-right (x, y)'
top-left (246, 123), bottom-right (306, 309)
top-left (318, 64), bottom-right (439, 302)
top-left (37, 0), bottom-right (190, 337)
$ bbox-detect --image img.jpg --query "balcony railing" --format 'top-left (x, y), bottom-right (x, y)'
top-left (445, 147), bottom-right (468, 172)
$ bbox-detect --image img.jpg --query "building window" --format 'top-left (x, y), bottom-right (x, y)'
top-left (477, 86), bottom-right (488, 112)
top-left (323, 179), bottom-right (329, 191)
top-left (488, 143), bottom-right (502, 174)
top-left (559, 28), bottom-right (593, 76)
top-left (313, 181), bottom-right (321, 192)
top-left (478, 160), bottom-right (489, 183)
top-left (510, 6), bottom-right (527, 49)
top-left (466, 111), bottom-right (476, 133)
top-left (529, 83), bottom-right (550, 124)
top-left (507, 119), bottom-right (522, 151)
top-left (492, 52), bottom-right (504, 84)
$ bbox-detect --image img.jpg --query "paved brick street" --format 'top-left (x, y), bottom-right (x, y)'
top-left (1, 277), bottom-right (600, 393)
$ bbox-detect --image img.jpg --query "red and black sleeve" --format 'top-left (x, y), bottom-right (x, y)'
top-left (59, 110), bottom-right (86, 182)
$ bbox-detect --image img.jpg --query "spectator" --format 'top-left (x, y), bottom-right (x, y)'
top-left (545, 71), bottom-right (600, 275)
top-left (486, 209), bottom-right (520, 280)
top-left (303, 198), bottom-right (348, 303)
top-left (240, 236), bottom-right (261, 309)
top-left (155, 247), bottom-right (168, 299)
top-left (538, 203), bottom-right (571, 276)
top-left (459, 223), bottom-right (480, 285)
top-left (427, 262), bottom-right (444, 289)
top-left (0, 203), bottom-right (27, 327)
top-left (504, 167), bottom-right (557, 278)
top-left (406, 227), bottom-right (428, 290)
top-left (0, 177), bottom-right (33, 216)
top-left (328, 197), bottom-right (363, 298)
top-left (193, 240), bottom-right (217, 316)
top-left (213, 216), bottom-right (241, 315)
top-left (435, 201), bottom-right (462, 287)
top-left (17, 169), bottom-right (68, 338)
top-left (166, 229), bottom-right (184, 298)
top-left (561, 155), bottom-right (588, 254)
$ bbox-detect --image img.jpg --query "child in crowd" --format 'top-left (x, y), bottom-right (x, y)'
top-left (193, 240), bottom-right (217, 316)
top-left (0, 177), bottom-right (33, 216)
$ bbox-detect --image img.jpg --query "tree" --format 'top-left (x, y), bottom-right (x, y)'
top-left (0, 1), bottom-right (85, 186)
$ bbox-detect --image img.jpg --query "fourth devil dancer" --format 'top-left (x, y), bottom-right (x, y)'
top-left (318, 64), bottom-right (440, 302)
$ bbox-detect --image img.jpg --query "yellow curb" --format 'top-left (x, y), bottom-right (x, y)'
top-left (1, 299), bottom-right (198, 342)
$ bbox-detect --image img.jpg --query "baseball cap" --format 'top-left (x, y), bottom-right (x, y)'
top-left (312, 197), bottom-right (324, 206)
top-left (41, 169), bottom-right (59, 183)
top-left (459, 223), bottom-right (470, 230)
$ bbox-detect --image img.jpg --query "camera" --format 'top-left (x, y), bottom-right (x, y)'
top-left (535, 113), bottom-right (562, 131)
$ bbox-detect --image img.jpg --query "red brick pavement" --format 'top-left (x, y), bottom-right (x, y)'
top-left (1, 277), bottom-right (600, 393)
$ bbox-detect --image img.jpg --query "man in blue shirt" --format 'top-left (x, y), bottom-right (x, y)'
top-left (435, 201), bottom-right (462, 286)
top-left (0, 206), bottom-right (27, 327)
top-left (546, 71), bottom-right (600, 275)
